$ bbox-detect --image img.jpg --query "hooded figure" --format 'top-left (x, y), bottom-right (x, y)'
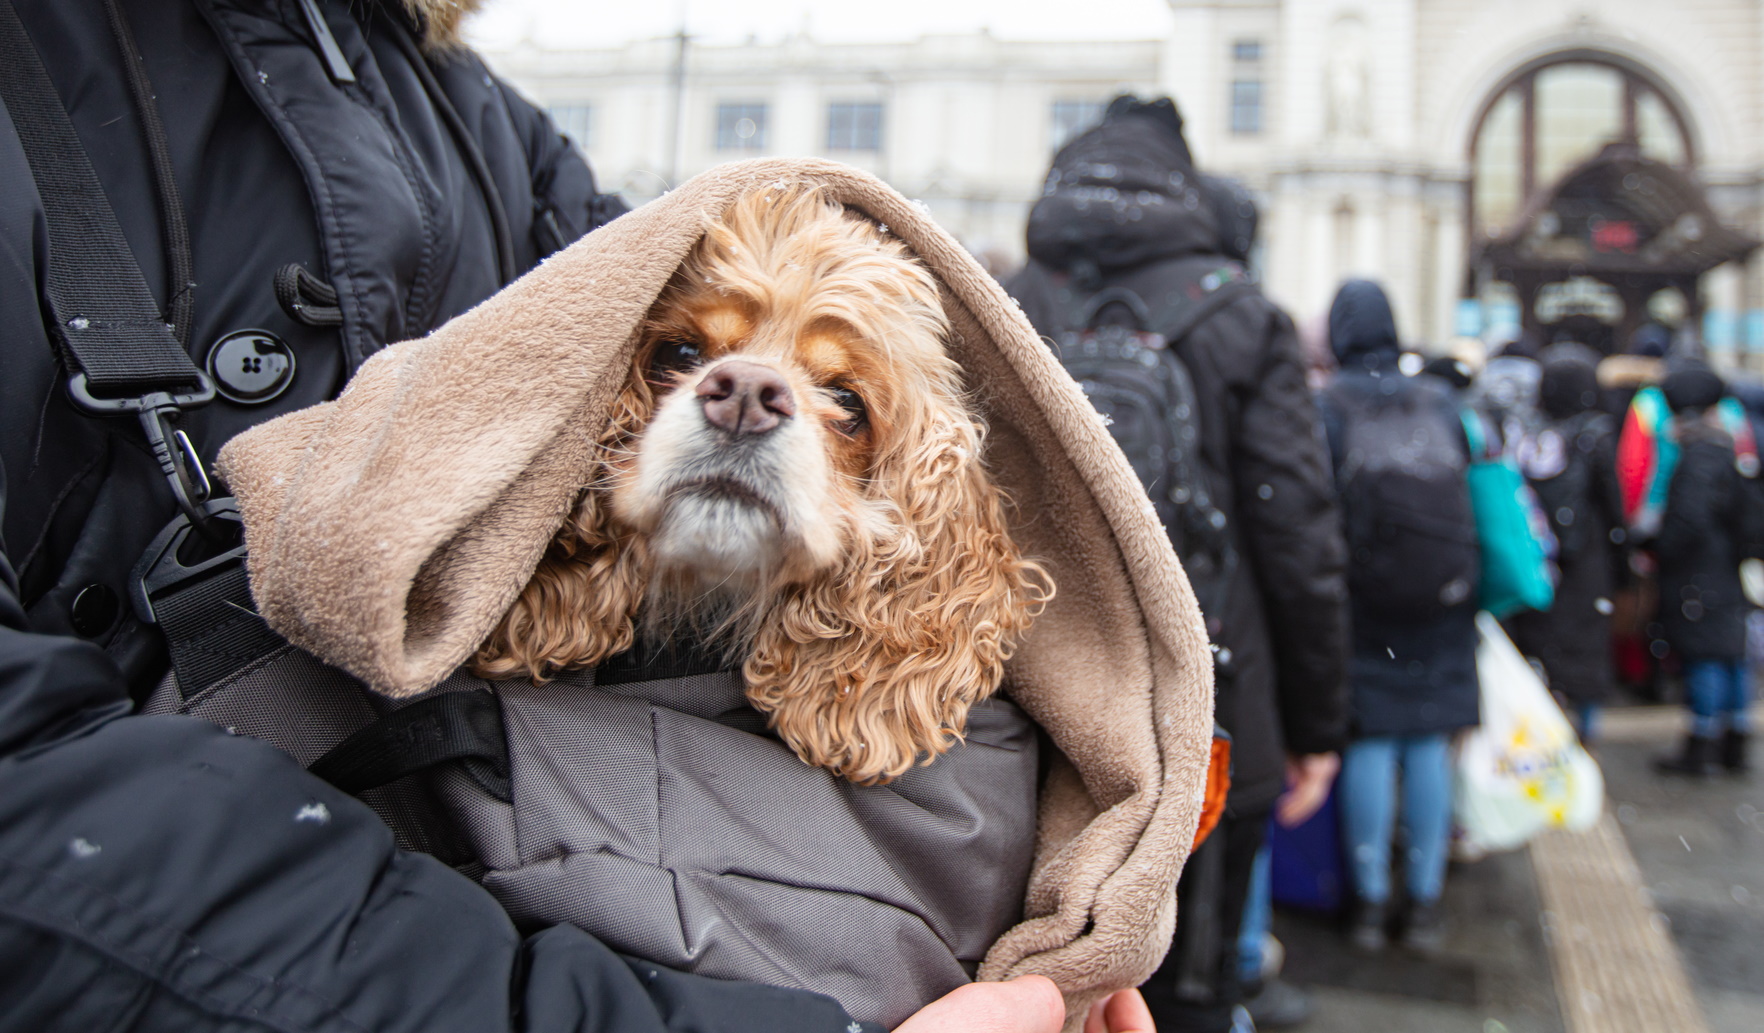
top-left (1317, 280), bottom-right (1480, 955)
top-left (180, 160), bottom-right (1216, 1031)
top-left (1505, 344), bottom-right (1627, 732)
top-left (1006, 95), bottom-right (1347, 1029)
top-left (1654, 363), bottom-right (1755, 775)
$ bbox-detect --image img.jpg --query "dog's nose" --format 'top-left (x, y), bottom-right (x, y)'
top-left (697, 361), bottom-right (796, 435)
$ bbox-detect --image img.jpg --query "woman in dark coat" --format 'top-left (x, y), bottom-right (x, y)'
top-left (1654, 365), bottom-right (1755, 775)
top-left (1317, 281), bottom-right (1481, 957)
top-left (1506, 345), bottom-right (1628, 741)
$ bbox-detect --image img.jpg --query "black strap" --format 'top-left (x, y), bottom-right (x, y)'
top-left (595, 638), bottom-right (739, 686)
top-left (0, 0), bottom-right (205, 396)
top-left (103, 0), bottom-right (196, 350)
top-left (309, 692), bottom-right (511, 803)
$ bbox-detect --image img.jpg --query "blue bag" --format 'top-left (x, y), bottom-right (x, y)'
top-left (1462, 412), bottom-right (1555, 618)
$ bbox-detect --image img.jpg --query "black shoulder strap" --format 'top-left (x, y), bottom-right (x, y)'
top-left (0, 1), bottom-right (204, 396)
top-left (1146, 269), bottom-right (1260, 353)
top-left (309, 691), bottom-right (512, 803)
top-left (0, 0), bottom-right (217, 524)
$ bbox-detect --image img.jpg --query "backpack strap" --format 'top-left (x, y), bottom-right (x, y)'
top-left (1145, 268), bottom-right (1259, 352)
top-left (0, 0), bottom-right (217, 526)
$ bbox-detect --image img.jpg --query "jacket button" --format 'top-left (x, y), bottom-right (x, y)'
top-left (70, 584), bottom-right (121, 638)
top-left (207, 329), bottom-right (296, 404)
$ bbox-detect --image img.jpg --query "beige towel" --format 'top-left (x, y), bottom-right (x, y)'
top-left (217, 158), bottom-right (1214, 1026)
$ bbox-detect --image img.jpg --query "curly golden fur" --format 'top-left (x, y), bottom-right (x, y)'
top-left (474, 187), bottom-right (1052, 784)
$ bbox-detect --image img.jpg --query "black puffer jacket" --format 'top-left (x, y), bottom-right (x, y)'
top-left (1007, 98), bottom-right (1349, 813)
top-left (0, 3), bottom-right (868, 1030)
top-left (1317, 282), bottom-right (1480, 740)
top-left (1656, 417), bottom-right (1751, 660)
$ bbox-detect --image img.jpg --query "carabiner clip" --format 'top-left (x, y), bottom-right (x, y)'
top-left (67, 372), bottom-right (219, 532)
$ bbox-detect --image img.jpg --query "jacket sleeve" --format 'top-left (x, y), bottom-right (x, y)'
top-left (1230, 306), bottom-right (1350, 756)
top-left (490, 75), bottom-right (629, 249)
top-left (0, 482), bottom-right (871, 1033)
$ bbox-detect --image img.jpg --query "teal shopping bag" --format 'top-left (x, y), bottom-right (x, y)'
top-left (1462, 412), bottom-right (1556, 618)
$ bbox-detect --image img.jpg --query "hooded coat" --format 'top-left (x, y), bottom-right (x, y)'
top-left (212, 159), bottom-right (1218, 1030)
top-left (1656, 408), bottom-right (1751, 660)
top-left (0, 4), bottom-right (890, 1032)
top-left (1006, 98), bottom-right (1349, 814)
top-left (1506, 346), bottom-right (1627, 706)
top-left (1318, 282), bottom-right (1481, 739)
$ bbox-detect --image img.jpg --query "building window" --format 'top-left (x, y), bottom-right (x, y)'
top-left (1232, 39), bottom-right (1262, 63)
top-left (715, 103), bottom-right (768, 151)
top-left (826, 102), bottom-right (884, 151)
top-left (1230, 80), bottom-right (1263, 135)
top-left (1050, 99), bottom-right (1105, 150)
top-left (1468, 57), bottom-right (1695, 236)
top-left (547, 105), bottom-right (593, 153)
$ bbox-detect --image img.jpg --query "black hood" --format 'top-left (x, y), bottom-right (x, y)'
top-left (1025, 95), bottom-right (1219, 274)
top-left (1328, 280), bottom-right (1400, 367)
top-left (1538, 343), bottom-right (1602, 419)
top-left (1202, 175), bottom-right (1258, 263)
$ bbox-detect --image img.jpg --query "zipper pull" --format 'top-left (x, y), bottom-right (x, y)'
top-left (296, 0), bottom-right (356, 85)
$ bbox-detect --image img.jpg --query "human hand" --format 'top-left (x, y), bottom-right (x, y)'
top-left (1276, 751), bottom-right (1340, 828)
top-left (1083, 988), bottom-right (1156, 1033)
top-left (893, 975), bottom-right (1065, 1033)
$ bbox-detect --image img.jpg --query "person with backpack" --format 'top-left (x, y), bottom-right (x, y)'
top-left (1505, 344), bottom-right (1629, 743)
top-left (1653, 364), bottom-right (1755, 777)
top-left (0, 4), bottom-right (1103, 1032)
top-left (1007, 95), bottom-right (1350, 1033)
top-left (1317, 280), bottom-right (1481, 957)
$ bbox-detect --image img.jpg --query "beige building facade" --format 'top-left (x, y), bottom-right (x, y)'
top-left (480, 1), bottom-right (1764, 361)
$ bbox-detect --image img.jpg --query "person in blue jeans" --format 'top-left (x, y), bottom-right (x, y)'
top-left (1654, 364), bottom-right (1755, 776)
top-left (1339, 735), bottom-right (1455, 952)
top-left (1317, 281), bottom-right (1482, 956)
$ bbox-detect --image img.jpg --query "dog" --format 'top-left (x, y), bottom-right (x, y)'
top-left (472, 186), bottom-right (1052, 785)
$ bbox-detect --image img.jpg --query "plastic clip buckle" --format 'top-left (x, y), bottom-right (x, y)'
top-left (67, 372), bottom-right (218, 529)
top-left (130, 497), bottom-right (245, 626)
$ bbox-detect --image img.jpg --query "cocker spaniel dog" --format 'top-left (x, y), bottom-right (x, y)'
top-left (473, 187), bottom-right (1053, 784)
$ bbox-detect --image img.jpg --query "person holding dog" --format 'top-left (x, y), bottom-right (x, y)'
top-left (0, 3), bottom-right (1153, 1031)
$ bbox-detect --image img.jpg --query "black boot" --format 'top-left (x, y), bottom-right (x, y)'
top-left (1655, 735), bottom-right (1717, 777)
top-left (1720, 729), bottom-right (1751, 774)
top-left (1347, 899), bottom-right (1387, 954)
top-left (1400, 899), bottom-right (1446, 958)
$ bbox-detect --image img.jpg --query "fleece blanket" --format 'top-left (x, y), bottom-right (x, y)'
top-left (216, 158), bottom-right (1214, 1026)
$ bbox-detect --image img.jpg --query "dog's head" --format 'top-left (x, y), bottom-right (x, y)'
top-left (475, 187), bottom-right (1052, 783)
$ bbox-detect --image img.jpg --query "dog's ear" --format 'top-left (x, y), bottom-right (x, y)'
top-left (745, 410), bottom-right (1053, 785)
top-left (471, 489), bottom-right (648, 681)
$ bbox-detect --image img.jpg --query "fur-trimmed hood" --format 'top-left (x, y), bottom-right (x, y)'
top-left (216, 159), bottom-right (1214, 1027)
top-left (400, 0), bottom-right (482, 49)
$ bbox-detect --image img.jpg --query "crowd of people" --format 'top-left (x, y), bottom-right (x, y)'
top-left (0, 5), bottom-right (1755, 1033)
top-left (1013, 94), bottom-right (1758, 1032)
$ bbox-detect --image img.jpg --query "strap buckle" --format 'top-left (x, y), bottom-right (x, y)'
top-left (67, 372), bottom-right (218, 529)
top-left (129, 497), bottom-right (244, 625)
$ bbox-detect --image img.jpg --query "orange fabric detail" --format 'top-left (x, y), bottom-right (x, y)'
top-left (1191, 735), bottom-right (1232, 851)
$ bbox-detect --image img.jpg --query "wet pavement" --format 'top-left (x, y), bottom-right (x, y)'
top-left (1258, 706), bottom-right (1760, 1033)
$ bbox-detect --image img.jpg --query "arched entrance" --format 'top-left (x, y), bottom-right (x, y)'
top-left (1463, 53), bottom-right (1756, 352)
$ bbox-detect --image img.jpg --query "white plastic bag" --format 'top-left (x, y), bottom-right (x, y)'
top-left (1454, 612), bottom-right (1604, 853)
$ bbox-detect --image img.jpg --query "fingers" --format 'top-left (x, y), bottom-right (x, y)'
top-left (893, 975), bottom-right (1065, 1033)
top-left (1083, 988), bottom-right (1157, 1033)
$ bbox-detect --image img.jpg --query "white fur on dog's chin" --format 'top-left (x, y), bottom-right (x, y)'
top-left (615, 361), bottom-right (847, 588)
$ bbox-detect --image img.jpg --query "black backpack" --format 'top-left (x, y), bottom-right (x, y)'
top-left (1516, 412), bottom-right (1607, 566)
top-left (1326, 380), bottom-right (1479, 619)
top-left (1049, 268), bottom-right (1255, 634)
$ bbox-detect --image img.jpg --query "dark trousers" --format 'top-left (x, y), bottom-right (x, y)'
top-left (1144, 808), bottom-right (1270, 1033)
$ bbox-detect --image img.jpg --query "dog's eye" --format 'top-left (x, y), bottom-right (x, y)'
top-left (648, 339), bottom-right (702, 379)
top-left (828, 386), bottom-right (869, 435)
